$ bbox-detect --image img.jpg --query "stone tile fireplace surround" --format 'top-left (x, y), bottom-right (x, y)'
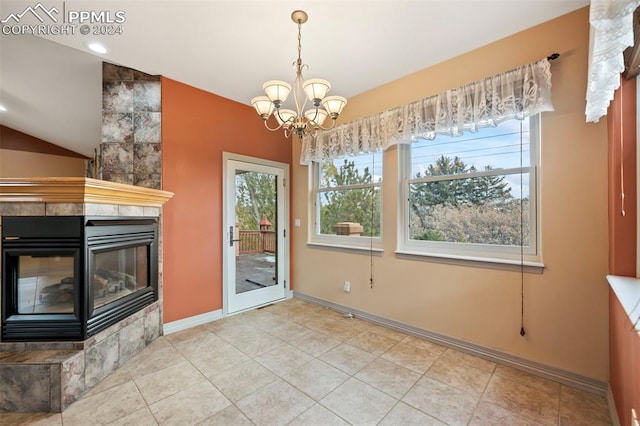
top-left (0, 178), bottom-right (173, 412)
top-left (98, 62), bottom-right (162, 189)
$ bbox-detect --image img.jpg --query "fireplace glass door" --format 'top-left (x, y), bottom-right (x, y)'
top-left (2, 216), bottom-right (158, 341)
top-left (92, 245), bottom-right (148, 309)
top-left (17, 253), bottom-right (76, 314)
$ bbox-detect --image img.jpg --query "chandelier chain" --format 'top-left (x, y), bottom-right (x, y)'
top-left (297, 19), bottom-right (302, 69)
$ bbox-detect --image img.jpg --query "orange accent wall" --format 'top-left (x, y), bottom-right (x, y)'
top-left (161, 77), bottom-right (291, 323)
top-left (607, 76), bottom-right (640, 426)
top-left (610, 294), bottom-right (640, 426)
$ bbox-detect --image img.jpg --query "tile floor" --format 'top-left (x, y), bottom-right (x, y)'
top-left (0, 299), bottom-right (612, 425)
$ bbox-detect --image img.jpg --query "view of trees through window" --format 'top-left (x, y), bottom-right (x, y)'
top-left (235, 171), bottom-right (276, 230)
top-left (317, 153), bottom-right (382, 237)
top-left (408, 118), bottom-right (534, 247)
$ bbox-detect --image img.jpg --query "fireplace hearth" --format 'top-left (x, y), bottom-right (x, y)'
top-left (2, 216), bottom-right (158, 342)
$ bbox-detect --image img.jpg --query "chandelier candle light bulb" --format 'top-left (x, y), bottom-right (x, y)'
top-left (251, 10), bottom-right (347, 139)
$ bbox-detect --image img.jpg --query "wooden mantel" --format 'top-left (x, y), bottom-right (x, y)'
top-left (0, 177), bottom-right (174, 207)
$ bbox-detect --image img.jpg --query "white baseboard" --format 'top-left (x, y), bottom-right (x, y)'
top-left (607, 384), bottom-right (621, 426)
top-left (294, 291), bottom-right (609, 397)
top-left (163, 294), bottom-right (293, 333)
top-left (162, 309), bottom-right (223, 335)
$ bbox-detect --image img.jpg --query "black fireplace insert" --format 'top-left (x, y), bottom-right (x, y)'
top-left (1, 216), bottom-right (158, 341)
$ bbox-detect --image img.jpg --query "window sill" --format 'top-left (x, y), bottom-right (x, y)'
top-left (394, 249), bottom-right (545, 274)
top-left (306, 241), bottom-right (384, 255)
top-left (607, 275), bottom-right (640, 331)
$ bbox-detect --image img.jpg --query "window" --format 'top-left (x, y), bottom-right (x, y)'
top-left (399, 116), bottom-right (541, 265)
top-left (309, 151), bottom-right (383, 250)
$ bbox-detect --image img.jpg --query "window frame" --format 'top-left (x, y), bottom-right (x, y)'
top-left (308, 153), bottom-right (383, 251)
top-left (397, 115), bottom-right (542, 266)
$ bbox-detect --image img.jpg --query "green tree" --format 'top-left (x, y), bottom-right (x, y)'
top-left (465, 166), bottom-right (512, 206)
top-left (412, 156), bottom-right (469, 208)
top-left (319, 159), bottom-right (381, 237)
top-left (410, 155), bottom-right (522, 245)
top-left (411, 155), bottom-right (511, 208)
top-left (235, 171), bottom-right (276, 230)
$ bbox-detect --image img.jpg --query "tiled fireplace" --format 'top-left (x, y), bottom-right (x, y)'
top-left (0, 178), bottom-right (172, 412)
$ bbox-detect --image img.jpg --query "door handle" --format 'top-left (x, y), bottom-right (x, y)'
top-left (229, 226), bottom-right (241, 247)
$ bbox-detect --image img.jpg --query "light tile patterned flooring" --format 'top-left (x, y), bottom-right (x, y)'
top-left (1, 299), bottom-right (612, 425)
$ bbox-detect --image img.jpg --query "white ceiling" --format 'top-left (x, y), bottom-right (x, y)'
top-left (0, 0), bottom-right (589, 157)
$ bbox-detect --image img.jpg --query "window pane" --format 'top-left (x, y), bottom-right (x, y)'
top-left (411, 120), bottom-right (530, 178)
top-left (318, 187), bottom-right (381, 237)
top-left (319, 152), bottom-right (383, 188)
top-left (235, 171), bottom-right (277, 231)
top-left (409, 173), bottom-right (530, 246)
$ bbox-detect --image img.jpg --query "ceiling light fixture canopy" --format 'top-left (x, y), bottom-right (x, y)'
top-left (251, 10), bottom-right (347, 139)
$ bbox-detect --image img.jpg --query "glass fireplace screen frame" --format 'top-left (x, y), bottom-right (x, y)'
top-left (2, 216), bottom-right (158, 342)
top-left (15, 251), bottom-right (77, 315)
top-left (85, 218), bottom-right (158, 335)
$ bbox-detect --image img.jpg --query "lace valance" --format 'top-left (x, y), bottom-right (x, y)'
top-left (300, 58), bottom-right (554, 164)
top-left (585, 0), bottom-right (640, 123)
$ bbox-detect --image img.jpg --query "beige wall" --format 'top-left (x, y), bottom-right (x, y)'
top-left (0, 149), bottom-right (86, 177)
top-left (291, 7), bottom-right (610, 380)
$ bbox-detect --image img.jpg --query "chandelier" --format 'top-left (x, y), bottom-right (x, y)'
top-left (251, 10), bottom-right (347, 139)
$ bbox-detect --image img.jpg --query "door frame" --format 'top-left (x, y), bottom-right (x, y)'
top-left (222, 152), bottom-right (291, 316)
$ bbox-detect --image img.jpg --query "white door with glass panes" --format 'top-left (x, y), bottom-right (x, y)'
top-left (223, 154), bottom-right (288, 314)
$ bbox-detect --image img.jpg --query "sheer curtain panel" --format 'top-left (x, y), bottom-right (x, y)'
top-left (586, 0), bottom-right (640, 122)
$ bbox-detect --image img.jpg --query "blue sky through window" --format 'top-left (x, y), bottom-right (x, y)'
top-left (411, 119), bottom-right (531, 199)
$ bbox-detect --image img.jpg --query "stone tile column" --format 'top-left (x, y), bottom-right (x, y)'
top-left (101, 63), bottom-right (162, 189)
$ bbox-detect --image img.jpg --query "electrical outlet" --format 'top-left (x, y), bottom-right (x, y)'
top-left (343, 281), bottom-right (351, 293)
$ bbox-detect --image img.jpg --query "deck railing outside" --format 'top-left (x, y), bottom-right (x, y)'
top-left (238, 230), bottom-right (276, 254)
